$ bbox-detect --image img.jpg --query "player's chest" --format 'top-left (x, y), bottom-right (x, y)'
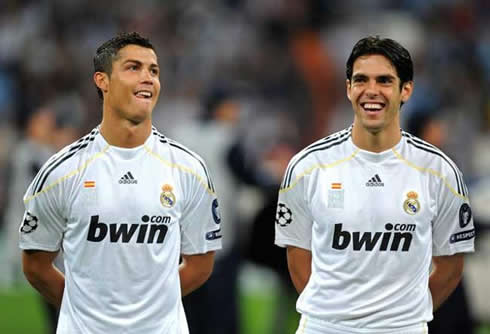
top-left (308, 165), bottom-right (436, 232)
top-left (68, 159), bottom-right (183, 233)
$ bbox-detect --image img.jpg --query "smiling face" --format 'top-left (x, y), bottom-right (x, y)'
top-left (347, 54), bottom-right (413, 136)
top-left (95, 44), bottom-right (161, 124)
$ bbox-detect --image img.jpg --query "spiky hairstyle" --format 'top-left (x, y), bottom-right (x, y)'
top-left (93, 32), bottom-right (154, 99)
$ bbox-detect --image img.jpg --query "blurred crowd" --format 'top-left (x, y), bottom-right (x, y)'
top-left (1, 0), bottom-right (490, 333)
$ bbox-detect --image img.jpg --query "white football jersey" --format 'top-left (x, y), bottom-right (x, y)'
top-left (19, 126), bottom-right (222, 334)
top-left (275, 126), bottom-right (475, 333)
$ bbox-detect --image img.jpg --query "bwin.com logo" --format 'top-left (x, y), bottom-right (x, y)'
top-left (87, 215), bottom-right (171, 244)
top-left (332, 223), bottom-right (416, 252)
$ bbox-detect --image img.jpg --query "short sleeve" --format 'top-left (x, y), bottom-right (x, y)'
top-left (432, 168), bottom-right (475, 256)
top-left (275, 162), bottom-right (313, 250)
top-left (19, 178), bottom-right (66, 252)
top-left (180, 168), bottom-right (222, 255)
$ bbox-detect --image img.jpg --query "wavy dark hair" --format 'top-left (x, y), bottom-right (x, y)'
top-left (346, 36), bottom-right (413, 90)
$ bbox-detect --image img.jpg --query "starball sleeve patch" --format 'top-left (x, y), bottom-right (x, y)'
top-left (20, 211), bottom-right (39, 234)
top-left (276, 203), bottom-right (293, 227)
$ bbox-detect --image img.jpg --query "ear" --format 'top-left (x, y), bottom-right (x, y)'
top-left (400, 81), bottom-right (414, 104)
top-left (94, 72), bottom-right (109, 95)
top-left (346, 79), bottom-right (352, 101)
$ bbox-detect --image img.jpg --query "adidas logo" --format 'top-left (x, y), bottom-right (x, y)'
top-left (366, 174), bottom-right (384, 187)
top-left (119, 171), bottom-right (138, 184)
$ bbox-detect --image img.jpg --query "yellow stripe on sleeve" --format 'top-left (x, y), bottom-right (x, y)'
top-left (280, 149), bottom-right (359, 193)
top-left (24, 145), bottom-right (110, 203)
top-left (392, 148), bottom-right (468, 200)
top-left (144, 146), bottom-right (215, 195)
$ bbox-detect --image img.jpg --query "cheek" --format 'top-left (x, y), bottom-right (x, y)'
top-left (347, 87), bottom-right (357, 102)
top-left (351, 90), bottom-right (363, 104)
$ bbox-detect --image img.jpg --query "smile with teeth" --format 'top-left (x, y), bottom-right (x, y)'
top-left (135, 91), bottom-right (152, 99)
top-left (361, 102), bottom-right (384, 111)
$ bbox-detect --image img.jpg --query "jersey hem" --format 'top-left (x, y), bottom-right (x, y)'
top-left (433, 244), bottom-right (474, 256)
top-left (299, 314), bottom-right (428, 334)
top-left (19, 242), bottom-right (60, 252)
top-left (181, 245), bottom-right (222, 255)
top-left (275, 238), bottom-right (311, 250)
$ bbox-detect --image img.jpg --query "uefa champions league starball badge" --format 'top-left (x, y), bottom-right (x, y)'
top-left (160, 184), bottom-right (176, 208)
top-left (403, 191), bottom-right (420, 215)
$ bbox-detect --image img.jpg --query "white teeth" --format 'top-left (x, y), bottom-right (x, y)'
top-left (363, 103), bottom-right (383, 110)
top-left (136, 91), bottom-right (152, 98)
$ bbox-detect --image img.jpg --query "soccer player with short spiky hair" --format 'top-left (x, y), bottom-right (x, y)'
top-left (275, 36), bottom-right (474, 334)
top-left (20, 32), bottom-right (222, 333)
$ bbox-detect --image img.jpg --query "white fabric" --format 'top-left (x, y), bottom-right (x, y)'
top-left (295, 314), bottom-right (428, 334)
top-left (275, 127), bottom-right (474, 333)
top-left (167, 120), bottom-right (239, 258)
top-left (19, 127), bottom-right (221, 334)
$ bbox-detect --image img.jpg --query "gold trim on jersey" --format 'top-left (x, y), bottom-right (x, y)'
top-left (144, 146), bottom-right (216, 195)
top-left (392, 148), bottom-right (468, 200)
top-left (280, 149), bottom-right (359, 193)
top-left (24, 145), bottom-right (110, 203)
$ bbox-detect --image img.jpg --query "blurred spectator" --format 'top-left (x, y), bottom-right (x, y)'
top-left (405, 109), bottom-right (447, 149)
top-left (1, 93), bottom-right (84, 333)
top-left (1, 106), bottom-right (56, 287)
top-left (246, 140), bottom-right (299, 334)
top-left (405, 108), bottom-right (475, 334)
top-left (165, 83), bottom-right (243, 334)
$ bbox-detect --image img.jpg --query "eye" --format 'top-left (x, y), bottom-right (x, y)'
top-left (352, 76), bottom-right (366, 83)
top-left (378, 76), bottom-right (394, 84)
top-left (151, 68), bottom-right (159, 76)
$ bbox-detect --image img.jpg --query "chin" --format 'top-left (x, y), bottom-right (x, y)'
top-left (361, 120), bottom-right (385, 133)
top-left (127, 111), bottom-right (151, 124)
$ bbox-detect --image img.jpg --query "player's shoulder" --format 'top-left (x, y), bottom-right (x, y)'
top-left (152, 127), bottom-right (207, 169)
top-left (28, 128), bottom-right (100, 196)
top-left (152, 127), bottom-right (215, 192)
top-left (401, 131), bottom-right (468, 196)
top-left (289, 127), bottom-right (351, 172)
top-left (280, 127), bottom-right (352, 189)
top-left (401, 131), bottom-right (460, 171)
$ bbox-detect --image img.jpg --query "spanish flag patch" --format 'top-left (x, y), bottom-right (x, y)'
top-left (84, 181), bottom-right (96, 188)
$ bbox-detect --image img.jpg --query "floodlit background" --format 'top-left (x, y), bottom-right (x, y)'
top-left (1, 1), bottom-right (489, 333)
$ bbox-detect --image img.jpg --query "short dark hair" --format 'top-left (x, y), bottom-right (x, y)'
top-left (93, 32), bottom-right (154, 99)
top-left (346, 36), bottom-right (413, 89)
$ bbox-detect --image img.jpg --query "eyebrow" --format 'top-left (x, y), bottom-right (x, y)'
top-left (376, 74), bottom-right (396, 80)
top-left (352, 74), bottom-right (368, 80)
top-left (122, 59), bottom-right (159, 68)
top-left (351, 73), bottom-right (396, 80)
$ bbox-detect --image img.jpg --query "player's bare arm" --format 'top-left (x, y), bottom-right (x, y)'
top-left (429, 253), bottom-right (464, 311)
top-left (287, 246), bottom-right (312, 294)
top-left (22, 249), bottom-right (65, 309)
top-left (179, 251), bottom-right (215, 296)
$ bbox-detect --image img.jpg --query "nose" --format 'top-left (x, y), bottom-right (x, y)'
top-left (364, 79), bottom-right (378, 97)
top-left (140, 68), bottom-right (154, 84)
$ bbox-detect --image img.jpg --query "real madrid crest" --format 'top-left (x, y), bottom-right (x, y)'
top-left (403, 191), bottom-right (420, 215)
top-left (160, 184), bottom-right (176, 208)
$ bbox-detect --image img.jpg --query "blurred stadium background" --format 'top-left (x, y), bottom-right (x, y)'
top-left (1, 0), bottom-right (490, 333)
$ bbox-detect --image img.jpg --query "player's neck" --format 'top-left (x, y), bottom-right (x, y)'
top-left (351, 123), bottom-right (401, 153)
top-left (99, 117), bottom-right (152, 148)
